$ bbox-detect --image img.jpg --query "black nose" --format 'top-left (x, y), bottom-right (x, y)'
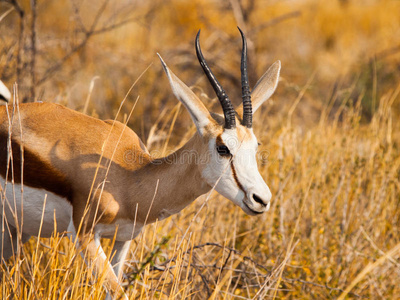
top-left (252, 194), bottom-right (266, 206)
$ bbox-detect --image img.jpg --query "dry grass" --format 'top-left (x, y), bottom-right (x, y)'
top-left (1, 0), bottom-right (400, 299)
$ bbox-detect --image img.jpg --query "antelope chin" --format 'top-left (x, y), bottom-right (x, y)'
top-left (241, 198), bottom-right (266, 216)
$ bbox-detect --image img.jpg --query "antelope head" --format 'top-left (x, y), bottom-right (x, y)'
top-left (158, 28), bottom-right (280, 215)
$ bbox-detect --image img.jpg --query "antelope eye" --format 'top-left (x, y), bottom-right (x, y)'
top-left (216, 144), bottom-right (231, 157)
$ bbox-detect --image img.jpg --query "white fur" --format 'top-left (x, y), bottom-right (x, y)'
top-left (0, 55), bottom-right (280, 300)
top-left (0, 80), bottom-right (11, 104)
top-left (201, 128), bottom-right (271, 215)
top-left (0, 176), bottom-right (72, 237)
top-left (159, 56), bottom-right (277, 216)
top-left (0, 176), bottom-right (142, 241)
top-left (0, 175), bottom-right (136, 299)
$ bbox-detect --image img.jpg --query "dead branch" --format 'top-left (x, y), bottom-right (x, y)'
top-left (3, 0), bottom-right (25, 83)
top-left (125, 241), bottom-right (363, 298)
top-left (252, 10), bottom-right (301, 35)
top-left (37, 0), bottom-right (144, 86)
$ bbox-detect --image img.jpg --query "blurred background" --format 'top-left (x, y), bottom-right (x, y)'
top-left (1, 0), bottom-right (400, 299)
top-left (1, 0), bottom-right (399, 142)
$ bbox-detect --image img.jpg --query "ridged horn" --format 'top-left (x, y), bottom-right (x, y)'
top-left (238, 27), bottom-right (252, 128)
top-left (195, 30), bottom-right (236, 129)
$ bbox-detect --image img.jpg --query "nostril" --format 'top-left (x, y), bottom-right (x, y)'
top-left (252, 194), bottom-right (265, 206)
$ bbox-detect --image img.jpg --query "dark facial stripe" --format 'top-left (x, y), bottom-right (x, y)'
top-left (216, 134), bottom-right (245, 193)
top-left (216, 134), bottom-right (223, 146)
top-left (230, 160), bottom-right (246, 195)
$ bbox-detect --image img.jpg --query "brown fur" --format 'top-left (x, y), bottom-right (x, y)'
top-left (0, 102), bottom-right (212, 228)
top-left (0, 102), bottom-right (213, 298)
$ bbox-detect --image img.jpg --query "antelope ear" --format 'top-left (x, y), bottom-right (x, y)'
top-left (236, 61), bottom-right (280, 118)
top-left (251, 61), bottom-right (281, 112)
top-left (158, 54), bottom-right (213, 135)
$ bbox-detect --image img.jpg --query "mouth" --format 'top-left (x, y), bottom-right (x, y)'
top-left (243, 199), bottom-right (265, 215)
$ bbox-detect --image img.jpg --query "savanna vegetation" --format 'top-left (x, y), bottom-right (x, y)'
top-left (1, 0), bottom-right (400, 299)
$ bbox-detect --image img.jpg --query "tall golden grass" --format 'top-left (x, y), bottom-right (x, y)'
top-left (1, 0), bottom-right (400, 299)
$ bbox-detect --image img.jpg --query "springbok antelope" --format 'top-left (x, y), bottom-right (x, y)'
top-left (0, 29), bottom-right (280, 299)
top-left (0, 80), bottom-right (11, 104)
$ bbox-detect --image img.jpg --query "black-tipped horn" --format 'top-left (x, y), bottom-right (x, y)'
top-left (195, 30), bottom-right (236, 129)
top-left (238, 27), bottom-right (252, 128)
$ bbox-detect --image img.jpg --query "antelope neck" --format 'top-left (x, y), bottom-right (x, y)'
top-left (127, 133), bottom-right (211, 224)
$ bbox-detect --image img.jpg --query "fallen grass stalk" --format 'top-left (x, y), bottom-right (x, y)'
top-left (338, 243), bottom-right (400, 300)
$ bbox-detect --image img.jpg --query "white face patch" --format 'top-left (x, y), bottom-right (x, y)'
top-left (201, 127), bottom-right (271, 215)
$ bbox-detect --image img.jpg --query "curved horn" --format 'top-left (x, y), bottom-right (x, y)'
top-left (195, 30), bottom-right (236, 129)
top-left (238, 27), bottom-right (252, 128)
